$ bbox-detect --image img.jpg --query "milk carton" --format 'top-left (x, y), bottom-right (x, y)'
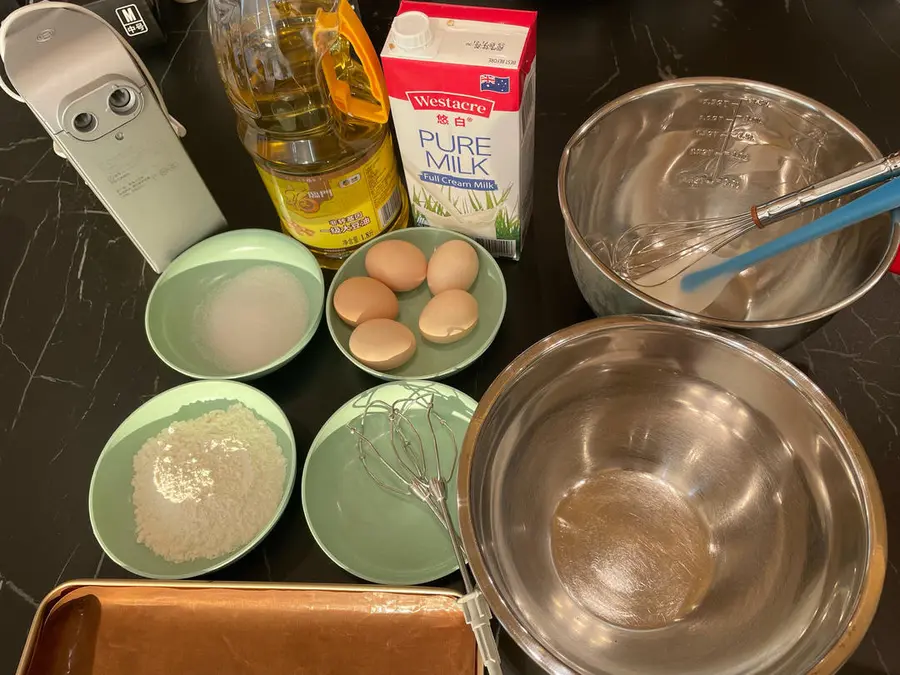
top-left (381, 2), bottom-right (537, 259)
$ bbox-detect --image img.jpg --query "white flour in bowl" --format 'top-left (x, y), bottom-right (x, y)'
top-left (195, 264), bottom-right (309, 375)
top-left (132, 404), bottom-right (287, 563)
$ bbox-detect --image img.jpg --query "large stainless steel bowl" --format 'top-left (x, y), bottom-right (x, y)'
top-left (459, 316), bottom-right (886, 675)
top-left (559, 78), bottom-right (900, 350)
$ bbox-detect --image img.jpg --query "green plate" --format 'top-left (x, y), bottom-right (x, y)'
top-left (146, 229), bottom-right (325, 380)
top-left (302, 380), bottom-right (476, 585)
top-left (326, 228), bottom-right (507, 381)
top-left (89, 380), bottom-right (296, 580)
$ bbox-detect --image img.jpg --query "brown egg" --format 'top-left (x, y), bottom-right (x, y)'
top-left (418, 289), bottom-right (479, 344)
top-left (333, 276), bottom-right (399, 327)
top-left (365, 240), bottom-right (427, 292)
top-left (349, 318), bottom-right (417, 370)
top-left (427, 240), bottom-right (480, 294)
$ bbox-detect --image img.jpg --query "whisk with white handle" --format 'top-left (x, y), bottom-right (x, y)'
top-left (348, 394), bottom-right (504, 675)
top-left (613, 150), bottom-right (900, 284)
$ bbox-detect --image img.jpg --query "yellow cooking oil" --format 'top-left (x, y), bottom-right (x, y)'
top-left (209, 0), bottom-right (408, 267)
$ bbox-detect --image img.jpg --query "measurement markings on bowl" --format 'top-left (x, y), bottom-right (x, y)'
top-left (682, 97), bottom-right (767, 190)
top-left (679, 95), bottom-right (831, 193)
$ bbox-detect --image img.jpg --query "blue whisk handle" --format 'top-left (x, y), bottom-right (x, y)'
top-left (756, 151), bottom-right (900, 225)
top-left (682, 178), bottom-right (900, 291)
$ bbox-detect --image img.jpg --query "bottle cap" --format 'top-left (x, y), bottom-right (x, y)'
top-left (391, 12), bottom-right (432, 50)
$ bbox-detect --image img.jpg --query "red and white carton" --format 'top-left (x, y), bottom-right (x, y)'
top-left (381, 2), bottom-right (537, 259)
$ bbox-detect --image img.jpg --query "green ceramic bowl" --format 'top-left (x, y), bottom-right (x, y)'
top-left (326, 228), bottom-right (506, 381)
top-left (146, 229), bottom-right (325, 380)
top-left (302, 380), bottom-right (476, 584)
top-left (89, 380), bottom-right (296, 580)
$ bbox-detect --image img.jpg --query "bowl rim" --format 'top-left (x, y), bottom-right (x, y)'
top-left (457, 315), bottom-right (887, 675)
top-left (324, 227), bottom-right (507, 381)
top-left (557, 76), bottom-right (900, 330)
top-left (144, 228), bottom-right (325, 381)
top-left (88, 379), bottom-right (298, 580)
top-left (300, 379), bottom-right (477, 584)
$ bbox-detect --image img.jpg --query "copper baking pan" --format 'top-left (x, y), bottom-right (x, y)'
top-left (16, 580), bottom-right (478, 675)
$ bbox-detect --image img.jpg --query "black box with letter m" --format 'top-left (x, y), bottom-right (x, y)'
top-left (68, 0), bottom-right (166, 50)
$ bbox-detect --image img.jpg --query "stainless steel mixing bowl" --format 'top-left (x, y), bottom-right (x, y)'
top-left (459, 316), bottom-right (886, 675)
top-left (559, 78), bottom-right (900, 350)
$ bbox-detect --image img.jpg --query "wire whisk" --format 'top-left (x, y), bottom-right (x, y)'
top-left (348, 393), bottom-right (503, 675)
top-left (612, 214), bottom-right (757, 284)
top-left (349, 394), bottom-right (457, 529)
top-left (611, 150), bottom-right (900, 285)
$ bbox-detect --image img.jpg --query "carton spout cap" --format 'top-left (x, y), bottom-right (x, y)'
top-left (391, 11), bottom-right (433, 50)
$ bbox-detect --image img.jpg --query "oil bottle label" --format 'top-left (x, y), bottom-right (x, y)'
top-left (257, 134), bottom-right (404, 252)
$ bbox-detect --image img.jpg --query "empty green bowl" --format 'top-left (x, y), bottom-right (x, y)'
top-left (302, 380), bottom-right (476, 585)
top-left (89, 380), bottom-right (296, 579)
top-left (146, 229), bottom-right (325, 380)
top-left (326, 228), bottom-right (507, 381)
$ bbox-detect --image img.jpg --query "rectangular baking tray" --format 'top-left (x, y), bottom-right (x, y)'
top-left (16, 580), bottom-right (478, 675)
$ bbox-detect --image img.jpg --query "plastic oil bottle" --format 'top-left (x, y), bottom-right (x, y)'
top-left (209, 0), bottom-right (409, 267)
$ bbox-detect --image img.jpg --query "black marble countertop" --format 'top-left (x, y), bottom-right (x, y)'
top-left (2, 0), bottom-right (899, 672)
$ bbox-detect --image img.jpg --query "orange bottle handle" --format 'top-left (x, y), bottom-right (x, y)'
top-left (314, 0), bottom-right (390, 124)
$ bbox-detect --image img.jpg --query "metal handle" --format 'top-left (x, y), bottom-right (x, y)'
top-left (756, 151), bottom-right (900, 225)
top-left (684, 177), bottom-right (900, 291)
